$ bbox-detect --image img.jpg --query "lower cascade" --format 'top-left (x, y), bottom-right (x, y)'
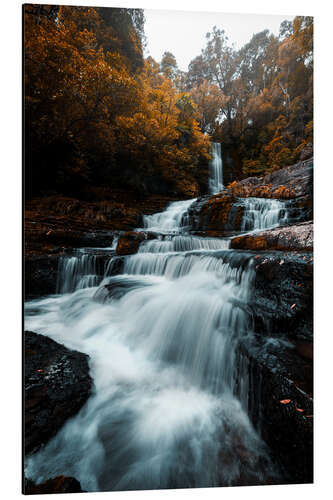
top-left (24, 197), bottom-right (285, 491)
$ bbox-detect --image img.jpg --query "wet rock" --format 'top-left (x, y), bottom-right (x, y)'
top-left (116, 231), bottom-right (157, 255)
top-left (231, 221), bottom-right (313, 251)
top-left (237, 341), bottom-right (313, 484)
top-left (187, 192), bottom-right (243, 232)
top-left (24, 475), bottom-right (85, 494)
top-left (250, 252), bottom-right (313, 341)
top-left (94, 276), bottom-right (153, 303)
top-left (25, 255), bottom-right (59, 298)
top-left (24, 331), bottom-right (92, 456)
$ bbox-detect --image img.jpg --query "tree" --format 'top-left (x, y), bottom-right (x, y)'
top-left (160, 51), bottom-right (178, 80)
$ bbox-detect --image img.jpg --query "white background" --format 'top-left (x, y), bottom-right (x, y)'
top-left (0, 0), bottom-right (331, 498)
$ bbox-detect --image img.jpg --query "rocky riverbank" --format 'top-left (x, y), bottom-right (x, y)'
top-left (25, 190), bottom-right (178, 256)
top-left (24, 331), bottom-right (92, 456)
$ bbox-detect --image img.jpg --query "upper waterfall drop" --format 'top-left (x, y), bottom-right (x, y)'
top-left (209, 142), bottom-right (224, 195)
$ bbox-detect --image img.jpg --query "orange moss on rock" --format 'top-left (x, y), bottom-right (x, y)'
top-left (232, 235), bottom-right (268, 250)
top-left (116, 231), bottom-right (146, 255)
top-left (199, 193), bottom-right (236, 231)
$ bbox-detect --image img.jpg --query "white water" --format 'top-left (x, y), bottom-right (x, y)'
top-left (240, 197), bottom-right (288, 232)
top-left (209, 142), bottom-right (224, 194)
top-left (25, 198), bottom-right (280, 491)
top-left (142, 198), bottom-right (196, 233)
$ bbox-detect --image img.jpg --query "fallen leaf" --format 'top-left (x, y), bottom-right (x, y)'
top-left (46, 230), bottom-right (52, 236)
top-left (291, 303), bottom-right (296, 309)
top-left (306, 415), bottom-right (313, 418)
top-left (37, 369), bottom-right (43, 373)
top-left (296, 407), bottom-right (304, 412)
top-left (280, 399), bottom-right (291, 404)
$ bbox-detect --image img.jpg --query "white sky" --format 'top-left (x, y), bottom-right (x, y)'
top-left (144, 9), bottom-right (295, 71)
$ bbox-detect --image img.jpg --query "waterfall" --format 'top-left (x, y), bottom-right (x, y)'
top-left (209, 142), bottom-right (224, 194)
top-left (56, 252), bottom-right (99, 294)
top-left (142, 198), bottom-right (196, 233)
top-left (24, 198), bottom-right (283, 492)
top-left (239, 197), bottom-right (288, 232)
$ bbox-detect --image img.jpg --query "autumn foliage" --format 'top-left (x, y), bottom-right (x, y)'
top-left (185, 18), bottom-right (313, 180)
top-left (24, 4), bottom-right (210, 199)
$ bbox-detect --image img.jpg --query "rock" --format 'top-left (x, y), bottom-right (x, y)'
top-left (229, 158), bottom-right (313, 199)
top-left (116, 231), bottom-right (157, 255)
top-left (237, 342), bottom-right (313, 484)
top-left (300, 143), bottom-right (313, 162)
top-left (250, 252), bottom-right (313, 341)
top-left (25, 255), bottom-right (59, 298)
top-left (187, 192), bottom-right (243, 233)
top-left (24, 331), bottom-right (92, 455)
top-left (231, 221), bottom-right (313, 251)
top-left (94, 276), bottom-right (154, 303)
top-left (24, 475), bottom-right (85, 494)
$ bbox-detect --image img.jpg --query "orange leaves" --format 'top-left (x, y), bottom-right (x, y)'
top-left (290, 303), bottom-right (296, 310)
top-left (280, 399), bottom-right (308, 416)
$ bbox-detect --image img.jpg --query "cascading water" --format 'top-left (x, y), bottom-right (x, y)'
top-left (25, 197), bottom-right (282, 491)
top-left (142, 198), bottom-right (196, 233)
top-left (239, 197), bottom-right (289, 232)
top-left (209, 142), bottom-right (224, 194)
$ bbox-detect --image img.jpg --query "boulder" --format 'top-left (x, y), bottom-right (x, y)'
top-left (187, 192), bottom-right (243, 233)
top-left (116, 231), bottom-right (157, 255)
top-left (24, 331), bottom-right (92, 455)
top-left (250, 252), bottom-right (313, 341)
top-left (237, 340), bottom-right (313, 484)
top-left (24, 475), bottom-right (85, 494)
top-left (231, 221), bottom-right (313, 252)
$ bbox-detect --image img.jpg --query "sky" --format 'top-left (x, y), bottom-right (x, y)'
top-left (144, 9), bottom-right (295, 71)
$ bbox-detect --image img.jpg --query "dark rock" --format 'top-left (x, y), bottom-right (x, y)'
top-left (81, 231), bottom-right (114, 247)
top-left (25, 255), bottom-right (59, 298)
top-left (94, 276), bottom-right (153, 303)
top-left (231, 221), bottom-right (313, 251)
top-left (24, 475), bottom-right (85, 494)
top-left (250, 252), bottom-right (313, 341)
top-left (116, 231), bottom-right (157, 255)
top-left (24, 331), bottom-right (92, 456)
top-left (187, 192), bottom-right (243, 233)
top-left (237, 341), bottom-right (313, 484)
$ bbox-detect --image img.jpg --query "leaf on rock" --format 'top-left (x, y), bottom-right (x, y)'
top-left (280, 399), bottom-right (291, 404)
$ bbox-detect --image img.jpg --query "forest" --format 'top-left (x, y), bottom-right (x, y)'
top-left (24, 5), bottom-right (313, 200)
